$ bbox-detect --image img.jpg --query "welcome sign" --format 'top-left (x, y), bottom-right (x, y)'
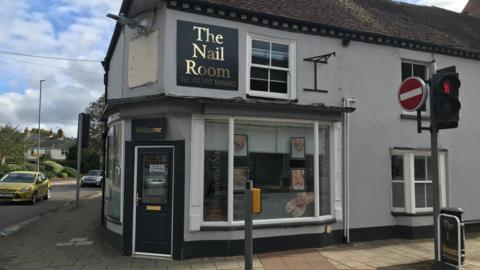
top-left (177, 20), bottom-right (238, 90)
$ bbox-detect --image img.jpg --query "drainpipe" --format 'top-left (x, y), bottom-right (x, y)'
top-left (342, 98), bottom-right (356, 244)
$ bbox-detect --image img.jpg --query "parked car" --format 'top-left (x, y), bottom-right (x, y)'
top-left (0, 171), bottom-right (51, 204)
top-left (81, 170), bottom-right (103, 187)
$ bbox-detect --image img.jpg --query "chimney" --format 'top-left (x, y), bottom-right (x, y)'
top-left (57, 129), bottom-right (64, 139)
top-left (463, 0), bottom-right (480, 18)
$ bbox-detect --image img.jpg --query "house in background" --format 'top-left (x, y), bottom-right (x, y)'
top-left (24, 129), bottom-right (75, 161)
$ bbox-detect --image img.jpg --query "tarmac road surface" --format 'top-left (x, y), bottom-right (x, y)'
top-left (0, 181), bottom-right (100, 230)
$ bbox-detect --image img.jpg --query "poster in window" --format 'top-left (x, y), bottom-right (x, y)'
top-left (291, 168), bottom-right (305, 191)
top-left (234, 134), bottom-right (248, 157)
top-left (291, 137), bottom-right (305, 159)
top-left (234, 167), bottom-right (249, 191)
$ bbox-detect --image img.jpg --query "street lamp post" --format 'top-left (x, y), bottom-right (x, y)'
top-left (37, 80), bottom-right (45, 173)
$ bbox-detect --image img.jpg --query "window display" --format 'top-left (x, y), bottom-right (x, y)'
top-left (106, 123), bottom-right (122, 221)
top-left (202, 117), bottom-right (331, 224)
top-left (203, 120), bottom-right (228, 221)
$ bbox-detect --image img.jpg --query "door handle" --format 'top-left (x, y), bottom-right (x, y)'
top-left (136, 192), bottom-right (142, 206)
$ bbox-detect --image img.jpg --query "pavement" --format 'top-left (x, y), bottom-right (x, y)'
top-left (1, 193), bottom-right (480, 270)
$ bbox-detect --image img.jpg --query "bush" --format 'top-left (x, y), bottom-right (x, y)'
top-left (25, 163), bottom-right (37, 171)
top-left (0, 163), bottom-right (28, 177)
top-left (62, 166), bottom-right (77, 178)
top-left (44, 171), bottom-right (56, 179)
top-left (43, 160), bottom-right (64, 176)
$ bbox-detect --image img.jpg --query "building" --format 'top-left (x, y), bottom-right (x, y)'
top-left (25, 129), bottom-right (74, 161)
top-left (101, 0), bottom-right (480, 260)
top-left (463, 0), bottom-right (480, 18)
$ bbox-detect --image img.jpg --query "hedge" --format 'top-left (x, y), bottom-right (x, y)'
top-left (43, 160), bottom-right (64, 176)
top-left (62, 166), bottom-right (77, 177)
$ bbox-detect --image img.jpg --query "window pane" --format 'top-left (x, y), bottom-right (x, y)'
top-left (251, 67), bottom-right (268, 80)
top-left (106, 123), bottom-right (122, 221)
top-left (203, 120), bottom-right (229, 221)
top-left (414, 156), bottom-right (426, 180)
top-left (270, 69), bottom-right (288, 82)
top-left (413, 64), bottom-right (426, 80)
top-left (270, 81), bottom-right (288, 94)
top-left (252, 40), bottom-right (270, 65)
top-left (250, 79), bottom-right (268, 92)
top-left (319, 127), bottom-right (330, 216)
top-left (142, 153), bottom-right (168, 204)
top-left (415, 183), bottom-right (426, 208)
top-left (402, 62), bottom-right (411, 81)
top-left (392, 182), bottom-right (405, 208)
top-left (426, 183), bottom-right (433, 207)
top-left (233, 121), bottom-right (316, 220)
top-left (426, 156), bottom-right (433, 180)
top-left (391, 155), bottom-right (403, 180)
top-left (271, 43), bottom-right (289, 68)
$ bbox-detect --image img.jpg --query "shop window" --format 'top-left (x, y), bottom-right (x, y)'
top-left (203, 120), bottom-right (229, 221)
top-left (106, 123), bottom-right (122, 222)
top-left (247, 34), bottom-right (296, 100)
top-left (390, 150), bottom-right (445, 214)
top-left (201, 117), bottom-right (332, 225)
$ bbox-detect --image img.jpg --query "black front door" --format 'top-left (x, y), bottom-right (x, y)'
top-left (135, 147), bottom-right (173, 255)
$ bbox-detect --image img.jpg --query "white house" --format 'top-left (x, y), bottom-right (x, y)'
top-left (101, 0), bottom-right (480, 259)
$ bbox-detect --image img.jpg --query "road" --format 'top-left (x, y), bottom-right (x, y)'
top-left (0, 181), bottom-right (101, 229)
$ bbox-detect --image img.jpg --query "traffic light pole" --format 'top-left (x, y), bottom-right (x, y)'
top-left (429, 80), bottom-right (441, 263)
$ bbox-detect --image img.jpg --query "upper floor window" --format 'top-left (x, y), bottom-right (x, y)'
top-left (401, 61), bottom-right (428, 113)
top-left (402, 62), bottom-right (427, 81)
top-left (247, 34), bottom-right (296, 100)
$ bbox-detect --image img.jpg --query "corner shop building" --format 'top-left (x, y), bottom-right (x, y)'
top-left (101, 0), bottom-right (480, 260)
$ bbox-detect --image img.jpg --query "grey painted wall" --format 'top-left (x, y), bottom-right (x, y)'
top-left (106, 6), bottom-right (480, 236)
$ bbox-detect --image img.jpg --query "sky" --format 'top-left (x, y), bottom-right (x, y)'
top-left (0, 0), bottom-right (469, 137)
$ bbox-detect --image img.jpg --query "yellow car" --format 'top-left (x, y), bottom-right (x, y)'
top-left (0, 171), bottom-right (51, 204)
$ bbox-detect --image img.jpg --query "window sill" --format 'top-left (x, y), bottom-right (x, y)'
top-left (391, 211), bottom-right (433, 217)
top-left (400, 113), bottom-right (430, 121)
top-left (246, 92), bottom-right (296, 102)
top-left (200, 218), bottom-right (337, 231)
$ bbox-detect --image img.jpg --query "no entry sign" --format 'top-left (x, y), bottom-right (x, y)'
top-left (398, 77), bottom-right (427, 112)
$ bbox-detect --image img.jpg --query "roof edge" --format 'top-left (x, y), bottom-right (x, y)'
top-left (166, 0), bottom-right (480, 61)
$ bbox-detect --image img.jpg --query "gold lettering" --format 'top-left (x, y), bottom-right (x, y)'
top-left (185, 60), bottom-right (198, 75)
top-left (216, 34), bottom-right (223, 44)
top-left (192, 26), bottom-right (207, 41)
top-left (192, 43), bottom-right (206, 58)
top-left (216, 67), bottom-right (230, 78)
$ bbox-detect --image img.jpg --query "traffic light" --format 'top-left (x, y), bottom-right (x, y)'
top-left (431, 72), bottom-right (461, 129)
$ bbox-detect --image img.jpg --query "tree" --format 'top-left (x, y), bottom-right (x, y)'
top-left (73, 95), bottom-right (105, 172)
top-left (0, 125), bottom-right (27, 165)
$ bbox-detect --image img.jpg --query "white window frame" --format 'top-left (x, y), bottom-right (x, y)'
top-left (190, 115), bottom-right (338, 230)
top-left (246, 33), bottom-right (296, 100)
top-left (391, 154), bottom-right (406, 213)
top-left (390, 149), bottom-right (447, 214)
top-left (400, 60), bottom-right (430, 116)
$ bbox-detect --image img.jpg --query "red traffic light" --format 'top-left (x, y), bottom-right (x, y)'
top-left (443, 80), bottom-right (451, 94)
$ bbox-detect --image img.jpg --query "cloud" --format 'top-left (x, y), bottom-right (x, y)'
top-left (403, 0), bottom-right (469, 12)
top-left (0, 0), bottom-right (122, 137)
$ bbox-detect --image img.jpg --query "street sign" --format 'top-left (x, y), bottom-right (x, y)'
top-left (398, 77), bottom-right (427, 112)
top-left (438, 208), bottom-right (465, 269)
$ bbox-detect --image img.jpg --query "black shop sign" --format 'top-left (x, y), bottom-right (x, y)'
top-left (439, 209), bottom-right (465, 267)
top-left (177, 20), bottom-right (238, 90)
top-left (132, 118), bottom-right (167, 141)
